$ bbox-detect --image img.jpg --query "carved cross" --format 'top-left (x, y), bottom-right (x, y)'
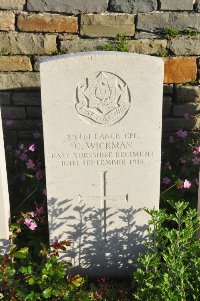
top-left (79, 171), bottom-right (128, 241)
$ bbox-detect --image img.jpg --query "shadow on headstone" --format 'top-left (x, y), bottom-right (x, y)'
top-left (48, 197), bottom-right (147, 277)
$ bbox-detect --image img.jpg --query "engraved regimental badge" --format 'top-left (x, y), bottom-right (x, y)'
top-left (75, 71), bottom-right (131, 126)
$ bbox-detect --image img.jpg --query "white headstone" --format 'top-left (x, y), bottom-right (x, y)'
top-left (40, 52), bottom-right (164, 277)
top-left (0, 108), bottom-right (10, 254)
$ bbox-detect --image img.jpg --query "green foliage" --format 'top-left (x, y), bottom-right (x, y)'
top-left (51, 49), bottom-right (67, 56)
top-left (133, 201), bottom-right (200, 301)
top-left (0, 225), bottom-right (84, 301)
top-left (101, 35), bottom-right (129, 52)
top-left (164, 27), bottom-right (200, 39)
top-left (183, 28), bottom-right (200, 36)
top-left (164, 27), bottom-right (180, 37)
top-left (0, 48), bottom-right (11, 56)
top-left (181, 79), bottom-right (199, 86)
top-left (153, 49), bottom-right (169, 57)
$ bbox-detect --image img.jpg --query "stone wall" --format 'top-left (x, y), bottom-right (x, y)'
top-left (0, 0), bottom-right (200, 145)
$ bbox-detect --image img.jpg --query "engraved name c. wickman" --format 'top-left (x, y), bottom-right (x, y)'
top-left (75, 71), bottom-right (131, 126)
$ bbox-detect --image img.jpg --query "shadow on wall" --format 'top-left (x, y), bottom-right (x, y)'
top-left (48, 197), bottom-right (147, 278)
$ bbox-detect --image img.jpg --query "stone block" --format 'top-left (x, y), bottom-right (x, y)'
top-left (135, 32), bottom-right (160, 39)
top-left (0, 73), bottom-right (40, 90)
top-left (0, 11), bottom-right (15, 31)
top-left (60, 38), bottom-right (109, 53)
top-left (137, 12), bottom-right (200, 35)
top-left (173, 103), bottom-right (200, 117)
top-left (27, 0), bottom-right (109, 14)
top-left (1, 107), bottom-right (26, 119)
top-left (27, 107), bottom-right (42, 118)
top-left (0, 56), bottom-right (32, 72)
top-left (80, 14), bottom-right (135, 37)
top-left (163, 117), bottom-right (199, 131)
top-left (17, 13), bottom-right (78, 33)
top-left (11, 91), bottom-right (41, 105)
top-left (175, 86), bottom-right (200, 102)
top-left (127, 39), bottom-right (167, 55)
top-left (0, 0), bottom-right (25, 10)
top-left (0, 92), bottom-right (11, 105)
top-left (109, 0), bottom-right (157, 13)
top-left (160, 0), bottom-right (194, 11)
top-left (0, 32), bottom-right (57, 55)
top-left (164, 58), bottom-right (197, 84)
top-left (163, 85), bottom-right (173, 95)
top-left (169, 36), bottom-right (200, 56)
top-left (163, 95), bottom-right (172, 117)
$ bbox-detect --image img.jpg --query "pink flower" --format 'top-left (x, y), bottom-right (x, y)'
top-left (162, 177), bottom-right (171, 185)
top-left (35, 205), bottom-right (45, 216)
top-left (183, 179), bottom-right (191, 189)
top-left (5, 120), bottom-right (14, 126)
top-left (193, 145), bottom-right (200, 155)
top-left (192, 157), bottom-right (200, 165)
top-left (29, 144), bottom-right (36, 152)
top-left (169, 136), bottom-right (175, 144)
top-left (24, 218), bottom-right (37, 231)
top-left (176, 130), bottom-right (187, 139)
top-left (29, 222), bottom-right (37, 231)
top-left (26, 159), bottom-right (35, 170)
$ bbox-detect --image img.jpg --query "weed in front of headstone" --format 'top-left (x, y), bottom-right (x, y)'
top-left (133, 200), bottom-right (200, 301)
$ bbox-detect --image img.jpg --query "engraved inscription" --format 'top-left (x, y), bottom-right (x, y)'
top-left (75, 71), bottom-right (131, 126)
top-left (51, 132), bottom-right (155, 168)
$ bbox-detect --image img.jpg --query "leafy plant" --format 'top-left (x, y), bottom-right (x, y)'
top-left (133, 201), bottom-right (200, 301)
top-left (153, 49), bottom-right (169, 57)
top-left (101, 35), bottom-right (129, 52)
top-left (0, 222), bottom-right (85, 301)
top-left (183, 28), bottom-right (200, 36)
top-left (51, 49), bottom-right (67, 56)
top-left (0, 48), bottom-right (11, 56)
top-left (164, 27), bottom-right (180, 37)
top-left (181, 79), bottom-right (199, 86)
